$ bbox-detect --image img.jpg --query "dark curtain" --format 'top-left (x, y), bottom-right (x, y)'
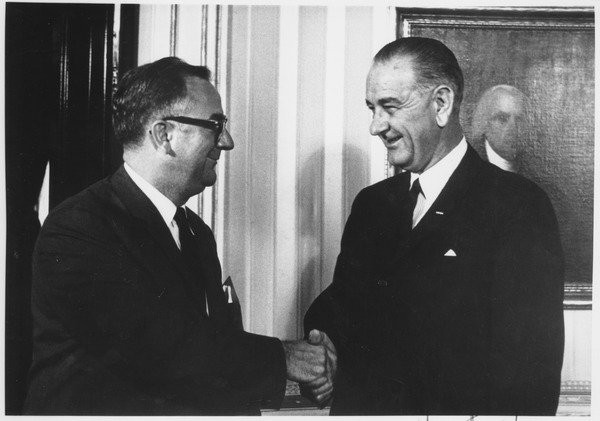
top-left (5, 3), bottom-right (138, 413)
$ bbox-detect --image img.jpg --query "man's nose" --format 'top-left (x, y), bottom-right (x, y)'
top-left (217, 128), bottom-right (234, 151)
top-left (369, 111), bottom-right (389, 136)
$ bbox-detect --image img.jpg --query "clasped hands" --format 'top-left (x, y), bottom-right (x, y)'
top-left (282, 329), bottom-right (337, 405)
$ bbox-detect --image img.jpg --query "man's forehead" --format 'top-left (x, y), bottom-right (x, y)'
top-left (497, 94), bottom-right (525, 112)
top-left (367, 58), bottom-right (417, 88)
top-left (369, 56), bottom-right (415, 76)
top-left (366, 58), bottom-right (418, 101)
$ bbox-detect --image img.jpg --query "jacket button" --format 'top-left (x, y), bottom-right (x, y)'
top-left (377, 279), bottom-right (388, 287)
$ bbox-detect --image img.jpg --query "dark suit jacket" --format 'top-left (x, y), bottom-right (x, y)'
top-left (24, 166), bottom-right (286, 415)
top-left (305, 145), bottom-right (564, 415)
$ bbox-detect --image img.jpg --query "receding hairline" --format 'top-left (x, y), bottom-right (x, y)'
top-left (484, 84), bottom-right (527, 99)
top-left (177, 76), bottom-right (222, 114)
top-left (370, 47), bottom-right (464, 111)
top-left (369, 55), bottom-right (443, 92)
top-left (372, 51), bottom-right (415, 70)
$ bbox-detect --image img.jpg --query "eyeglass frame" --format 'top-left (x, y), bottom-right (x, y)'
top-left (163, 115), bottom-right (232, 150)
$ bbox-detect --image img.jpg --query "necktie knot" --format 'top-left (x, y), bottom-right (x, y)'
top-left (174, 207), bottom-right (195, 253)
top-left (174, 207), bottom-right (191, 236)
top-left (409, 178), bottom-right (422, 202)
top-left (407, 178), bottom-right (422, 227)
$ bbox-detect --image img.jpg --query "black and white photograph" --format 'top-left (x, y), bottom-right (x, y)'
top-left (2, 1), bottom-right (595, 418)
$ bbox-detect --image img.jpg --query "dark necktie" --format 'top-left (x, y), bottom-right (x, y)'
top-left (408, 178), bottom-right (422, 227)
top-left (174, 207), bottom-right (207, 312)
top-left (174, 207), bottom-right (196, 259)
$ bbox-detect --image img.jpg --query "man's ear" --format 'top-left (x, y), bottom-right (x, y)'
top-left (432, 85), bottom-right (455, 127)
top-left (149, 120), bottom-right (174, 155)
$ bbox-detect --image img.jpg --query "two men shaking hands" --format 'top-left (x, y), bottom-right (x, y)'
top-left (284, 330), bottom-right (337, 405)
top-left (24, 37), bottom-right (564, 416)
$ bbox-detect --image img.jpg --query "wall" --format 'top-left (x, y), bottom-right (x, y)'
top-left (222, 5), bottom-right (394, 338)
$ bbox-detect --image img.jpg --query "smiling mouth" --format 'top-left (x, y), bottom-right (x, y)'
top-left (383, 137), bottom-right (403, 148)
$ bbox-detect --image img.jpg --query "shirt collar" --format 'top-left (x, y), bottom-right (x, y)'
top-left (124, 162), bottom-right (178, 227)
top-left (410, 137), bottom-right (468, 200)
top-left (485, 140), bottom-right (516, 172)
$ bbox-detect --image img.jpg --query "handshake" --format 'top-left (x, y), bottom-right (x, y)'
top-left (282, 329), bottom-right (337, 405)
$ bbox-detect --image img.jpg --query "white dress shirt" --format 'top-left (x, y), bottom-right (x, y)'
top-left (485, 140), bottom-right (516, 172)
top-left (124, 163), bottom-right (182, 249)
top-left (409, 137), bottom-right (468, 228)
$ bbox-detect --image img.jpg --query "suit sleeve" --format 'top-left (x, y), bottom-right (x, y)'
top-left (488, 187), bottom-right (565, 414)
top-left (304, 190), bottom-right (383, 374)
top-left (32, 204), bottom-right (286, 412)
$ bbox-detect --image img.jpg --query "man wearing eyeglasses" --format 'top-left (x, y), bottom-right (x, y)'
top-left (24, 57), bottom-right (331, 415)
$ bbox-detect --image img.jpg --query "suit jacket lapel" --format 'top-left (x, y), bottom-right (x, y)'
top-left (110, 166), bottom-right (182, 266)
top-left (109, 166), bottom-right (209, 315)
top-left (383, 171), bottom-right (414, 240)
top-left (392, 145), bottom-right (481, 264)
top-left (187, 214), bottom-right (229, 324)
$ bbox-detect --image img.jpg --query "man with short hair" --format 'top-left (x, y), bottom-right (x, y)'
top-left (25, 57), bottom-right (331, 415)
top-left (305, 37), bottom-right (564, 415)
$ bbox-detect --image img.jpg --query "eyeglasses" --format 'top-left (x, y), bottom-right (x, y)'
top-left (163, 115), bottom-right (232, 150)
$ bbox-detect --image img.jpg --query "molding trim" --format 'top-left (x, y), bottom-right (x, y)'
top-left (561, 380), bottom-right (591, 395)
top-left (111, 6), bottom-right (121, 95)
top-left (169, 4), bottom-right (178, 56)
top-left (559, 380), bottom-right (591, 413)
top-left (200, 5), bottom-right (210, 66)
top-left (398, 8), bottom-right (594, 35)
top-left (564, 283), bottom-right (592, 310)
top-left (403, 18), bottom-right (593, 33)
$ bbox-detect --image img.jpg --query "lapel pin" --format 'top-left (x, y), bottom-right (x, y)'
top-left (436, 211), bottom-right (444, 215)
